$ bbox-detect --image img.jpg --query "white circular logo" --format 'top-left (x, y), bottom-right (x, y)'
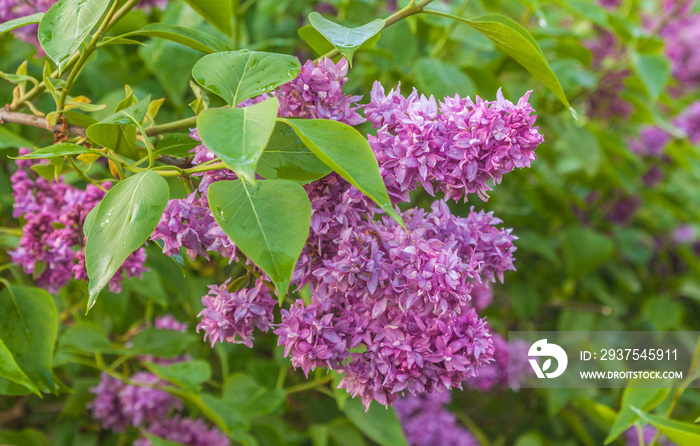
top-left (528, 339), bottom-right (568, 379)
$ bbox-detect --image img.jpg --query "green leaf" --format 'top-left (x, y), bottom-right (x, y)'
top-left (307, 13), bottom-right (384, 65)
top-left (143, 433), bottom-right (187, 446)
top-left (183, 0), bottom-right (233, 35)
top-left (38, 0), bottom-right (111, 74)
top-left (0, 284), bottom-right (57, 394)
top-left (0, 13), bottom-right (44, 34)
top-left (631, 408), bottom-right (700, 446)
top-left (127, 328), bottom-right (197, 359)
top-left (434, 12), bottom-right (570, 109)
top-left (563, 226), bottom-right (614, 279)
top-left (207, 179), bottom-right (311, 300)
top-left (631, 52), bottom-right (671, 100)
top-left (279, 118), bottom-right (403, 228)
top-left (0, 428), bottom-right (48, 446)
top-left (85, 170), bottom-right (169, 310)
top-left (12, 143), bottom-right (96, 159)
top-left (192, 50), bottom-right (301, 106)
top-left (414, 58), bottom-right (476, 100)
top-left (342, 398), bottom-right (408, 446)
top-left (197, 97), bottom-right (279, 182)
top-left (222, 373), bottom-right (286, 421)
top-left (154, 133), bottom-right (199, 157)
top-left (107, 23), bottom-right (231, 54)
top-left (86, 97), bottom-right (151, 160)
top-left (145, 360), bottom-right (212, 392)
top-left (604, 380), bottom-right (672, 444)
top-left (0, 127), bottom-right (34, 150)
top-left (257, 121), bottom-right (331, 184)
top-left (58, 323), bottom-right (112, 354)
top-left (0, 338), bottom-right (37, 395)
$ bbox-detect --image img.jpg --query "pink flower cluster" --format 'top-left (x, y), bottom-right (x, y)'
top-left (151, 58), bottom-right (543, 409)
top-left (465, 334), bottom-right (531, 391)
top-left (10, 149), bottom-right (147, 293)
top-left (366, 83), bottom-right (543, 202)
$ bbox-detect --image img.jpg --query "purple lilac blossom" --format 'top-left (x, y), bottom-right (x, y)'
top-left (674, 100), bottom-right (700, 144)
top-left (629, 126), bottom-right (670, 158)
top-left (395, 391), bottom-right (480, 446)
top-left (586, 70), bottom-right (633, 120)
top-left (155, 314), bottom-right (188, 332)
top-left (465, 335), bottom-right (531, 391)
top-left (89, 372), bottom-right (182, 432)
top-left (10, 149), bottom-right (147, 293)
top-left (672, 224), bottom-right (697, 244)
top-left (606, 195), bottom-right (641, 226)
top-left (275, 58), bottom-right (365, 125)
top-left (277, 201), bottom-right (520, 408)
top-left (662, 14), bottom-right (700, 92)
top-left (136, 416), bottom-right (230, 446)
top-left (197, 277), bottom-right (277, 348)
top-left (597, 0), bottom-right (621, 9)
top-left (365, 83), bottom-right (543, 202)
top-left (624, 424), bottom-right (676, 446)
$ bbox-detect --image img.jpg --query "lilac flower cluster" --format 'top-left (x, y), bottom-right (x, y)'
top-left (197, 277), bottom-right (276, 348)
top-left (276, 201), bottom-right (521, 408)
top-left (465, 334), bottom-right (531, 391)
top-left (365, 83), bottom-right (543, 202)
top-left (176, 59), bottom-right (539, 409)
top-left (89, 372), bottom-right (182, 432)
top-left (662, 14), bottom-right (700, 93)
top-left (395, 391), bottom-right (480, 446)
top-left (275, 57), bottom-right (365, 125)
top-left (10, 149), bottom-right (147, 293)
top-left (628, 125), bottom-right (671, 188)
top-left (584, 29), bottom-right (633, 120)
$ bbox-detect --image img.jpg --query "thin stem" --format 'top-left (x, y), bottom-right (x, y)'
top-left (285, 375), bottom-right (333, 394)
top-left (58, 0), bottom-right (122, 112)
top-left (0, 108), bottom-right (88, 137)
top-left (315, 0), bottom-right (437, 61)
top-left (68, 157), bottom-right (108, 191)
top-left (429, 0), bottom-right (471, 58)
top-left (145, 116), bottom-right (198, 136)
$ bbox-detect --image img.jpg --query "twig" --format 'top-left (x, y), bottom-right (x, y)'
top-left (1, 107), bottom-right (87, 138)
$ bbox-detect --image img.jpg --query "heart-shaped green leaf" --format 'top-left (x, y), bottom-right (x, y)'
top-left (207, 179), bottom-right (311, 300)
top-left (38, 0), bottom-right (111, 73)
top-left (197, 97), bottom-right (279, 182)
top-left (85, 170), bottom-right (169, 310)
top-left (192, 50), bottom-right (300, 106)
top-left (279, 118), bottom-right (403, 228)
top-left (307, 13), bottom-right (384, 65)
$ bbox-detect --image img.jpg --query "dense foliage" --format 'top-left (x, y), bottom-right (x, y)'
top-left (0, 0), bottom-right (699, 445)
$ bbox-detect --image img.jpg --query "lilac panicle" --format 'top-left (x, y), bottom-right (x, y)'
top-left (276, 57), bottom-right (365, 125)
top-left (197, 277), bottom-right (276, 348)
top-left (89, 372), bottom-right (182, 432)
top-left (624, 424), bottom-right (676, 446)
top-left (395, 391), bottom-right (480, 446)
top-left (629, 126), bottom-right (670, 158)
top-left (662, 14), bottom-right (700, 93)
top-left (365, 82), bottom-right (543, 202)
top-left (10, 149), bottom-right (147, 293)
top-left (136, 416), bottom-right (230, 446)
top-left (155, 314), bottom-right (188, 332)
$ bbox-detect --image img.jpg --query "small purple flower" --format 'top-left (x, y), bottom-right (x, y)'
top-left (155, 315), bottom-right (188, 332)
top-left (629, 126), bottom-right (670, 158)
top-left (136, 416), bottom-right (230, 446)
top-left (662, 14), bottom-right (700, 93)
top-left (89, 372), bottom-right (182, 432)
top-left (624, 424), bottom-right (676, 446)
top-left (197, 277), bottom-right (276, 348)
